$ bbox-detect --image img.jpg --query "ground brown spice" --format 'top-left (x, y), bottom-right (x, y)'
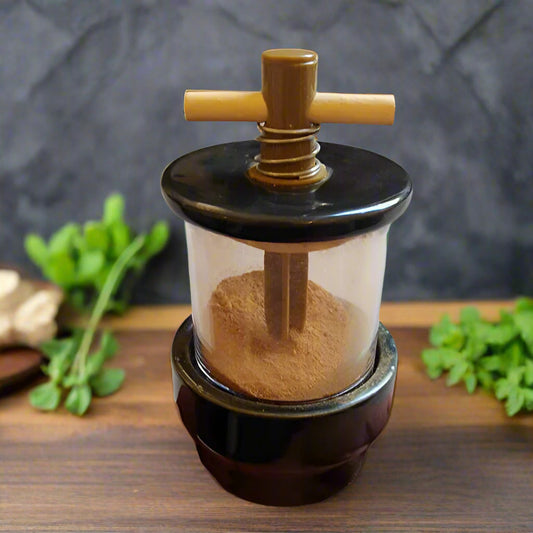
top-left (203, 270), bottom-right (363, 401)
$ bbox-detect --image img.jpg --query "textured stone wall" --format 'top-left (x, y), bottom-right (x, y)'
top-left (1, 0), bottom-right (532, 302)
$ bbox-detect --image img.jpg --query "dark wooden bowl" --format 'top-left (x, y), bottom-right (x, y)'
top-left (0, 346), bottom-right (43, 396)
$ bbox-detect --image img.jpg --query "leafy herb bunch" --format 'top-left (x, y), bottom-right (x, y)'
top-left (26, 194), bottom-right (169, 415)
top-left (25, 194), bottom-right (169, 313)
top-left (422, 298), bottom-right (533, 416)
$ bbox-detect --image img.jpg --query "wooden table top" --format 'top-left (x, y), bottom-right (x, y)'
top-left (1, 302), bottom-right (532, 532)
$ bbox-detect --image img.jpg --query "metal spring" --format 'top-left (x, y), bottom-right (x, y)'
top-left (254, 123), bottom-right (322, 179)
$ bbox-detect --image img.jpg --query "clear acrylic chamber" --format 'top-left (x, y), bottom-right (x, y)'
top-left (186, 221), bottom-right (390, 402)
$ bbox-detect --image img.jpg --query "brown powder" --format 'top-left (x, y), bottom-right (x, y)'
top-left (203, 270), bottom-right (365, 401)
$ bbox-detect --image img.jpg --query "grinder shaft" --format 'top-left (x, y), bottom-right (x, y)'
top-left (264, 252), bottom-right (308, 339)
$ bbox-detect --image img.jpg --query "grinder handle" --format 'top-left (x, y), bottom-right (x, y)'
top-left (184, 90), bottom-right (395, 125)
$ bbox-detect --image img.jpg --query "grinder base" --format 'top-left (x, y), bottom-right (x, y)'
top-left (171, 316), bottom-right (397, 506)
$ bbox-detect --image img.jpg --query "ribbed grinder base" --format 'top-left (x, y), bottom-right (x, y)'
top-left (171, 316), bottom-right (398, 506)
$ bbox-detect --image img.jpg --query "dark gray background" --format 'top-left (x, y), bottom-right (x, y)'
top-left (1, 0), bottom-right (532, 303)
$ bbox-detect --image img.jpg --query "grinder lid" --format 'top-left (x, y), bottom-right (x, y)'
top-left (161, 140), bottom-right (411, 243)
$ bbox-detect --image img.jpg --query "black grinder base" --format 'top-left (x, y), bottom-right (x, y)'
top-left (171, 316), bottom-right (398, 506)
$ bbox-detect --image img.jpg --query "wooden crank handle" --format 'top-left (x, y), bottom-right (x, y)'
top-left (183, 90), bottom-right (395, 125)
top-left (310, 93), bottom-right (395, 125)
top-left (184, 91), bottom-right (266, 122)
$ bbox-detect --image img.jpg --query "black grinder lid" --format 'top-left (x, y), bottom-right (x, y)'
top-left (162, 49), bottom-right (411, 243)
top-left (161, 140), bottom-right (411, 243)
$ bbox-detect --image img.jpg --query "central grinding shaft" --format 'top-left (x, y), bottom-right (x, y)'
top-left (256, 50), bottom-right (325, 339)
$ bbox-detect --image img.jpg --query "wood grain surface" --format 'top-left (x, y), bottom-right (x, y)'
top-left (1, 304), bottom-right (532, 532)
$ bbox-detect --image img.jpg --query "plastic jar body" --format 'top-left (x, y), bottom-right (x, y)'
top-left (185, 221), bottom-right (389, 402)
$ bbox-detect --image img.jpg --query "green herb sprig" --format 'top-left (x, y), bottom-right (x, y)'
top-left (25, 194), bottom-right (170, 415)
top-left (24, 194), bottom-right (169, 313)
top-left (421, 298), bottom-right (533, 416)
top-left (29, 236), bottom-right (146, 415)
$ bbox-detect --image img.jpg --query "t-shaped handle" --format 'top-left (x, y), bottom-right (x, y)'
top-left (184, 53), bottom-right (394, 125)
top-left (184, 49), bottom-right (394, 189)
top-left (185, 90), bottom-right (394, 124)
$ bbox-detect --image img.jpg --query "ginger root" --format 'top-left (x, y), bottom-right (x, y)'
top-left (0, 269), bottom-right (63, 348)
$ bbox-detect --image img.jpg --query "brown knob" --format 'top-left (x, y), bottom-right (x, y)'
top-left (261, 48), bottom-right (317, 130)
top-left (254, 49), bottom-right (324, 186)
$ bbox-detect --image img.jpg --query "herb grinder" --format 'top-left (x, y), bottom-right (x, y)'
top-left (162, 49), bottom-right (411, 506)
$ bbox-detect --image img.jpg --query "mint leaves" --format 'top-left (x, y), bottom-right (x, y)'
top-left (24, 193), bottom-right (170, 313)
top-left (29, 381), bottom-right (62, 411)
top-left (29, 236), bottom-right (144, 415)
top-left (90, 368), bottom-right (125, 397)
top-left (422, 298), bottom-right (533, 416)
top-left (27, 195), bottom-right (170, 416)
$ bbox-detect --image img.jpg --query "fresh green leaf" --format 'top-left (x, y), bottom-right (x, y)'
top-left (29, 382), bottom-right (62, 411)
top-left (421, 348), bottom-right (461, 378)
top-left (494, 379), bottom-right (512, 401)
top-left (426, 366), bottom-right (443, 379)
top-left (462, 335), bottom-right (486, 361)
top-left (72, 231), bottom-right (88, 254)
top-left (82, 332), bottom-right (117, 379)
top-left (41, 335), bottom-right (81, 384)
top-left (90, 368), bottom-right (125, 397)
top-left (515, 298), bottom-right (533, 313)
top-left (94, 264), bottom-right (112, 291)
top-left (103, 194), bottom-right (125, 226)
top-left (499, 309), bottom-right (515, 325)
top-left (478, 354), bottom-right (502, 373)
top-left (429, 315), bottom-right (464, 350)
top-left (84, 221), bottom-right (109, 252)
top-left (524, 360), bottom-right (533, 387)
top-left (502, 341), bottom-right (526, 373)
top-left (447, 360), bottom-right (470, 386)
top-left (505, 387), bottom-right (525, 416)
top-left (513, 310), bottom-right (533, 354)
top-left (25, 234), bottom-right (48, 267)
top-left (421, 348), bottom-right (442, 368)
top-left (48, 223), bottom-right (80, 255)
top-left (105, 299), bottom-right (128, 314)
top-left (62, 374), bottom-right (80, 388)
top-left (485, 323), bottom-right (518, 347)
top-left (460, 307), bottom-right (481, 326)
top-left (523, 389), bottom-right (533, 410)
top-left (65, 384), bottom-right (92, 416)
top-left (476, 368), bottom-right (494, 391)
top-left (47, 353), bottom-right (72, 383)
top-left (464, 372), bottom-right (477, 394)
top-left (141, 221), bottom-right (169, 259)
top-left (440, 349), bottom-right (462, 369)
top-left (84, 349), bottom-right (107, 380)
top-left (76, 250), bottom-right (105, 283)
top-left (109, 221), bottom-right (131, 259)
top-left (99, 331), bottom-right (118, 359)
top-left (43, 252), bottom-right (76, 287)
top-left (507, 367), bottom-right (525, 386)
top-left (40, 337), bottom-right (76, 359)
